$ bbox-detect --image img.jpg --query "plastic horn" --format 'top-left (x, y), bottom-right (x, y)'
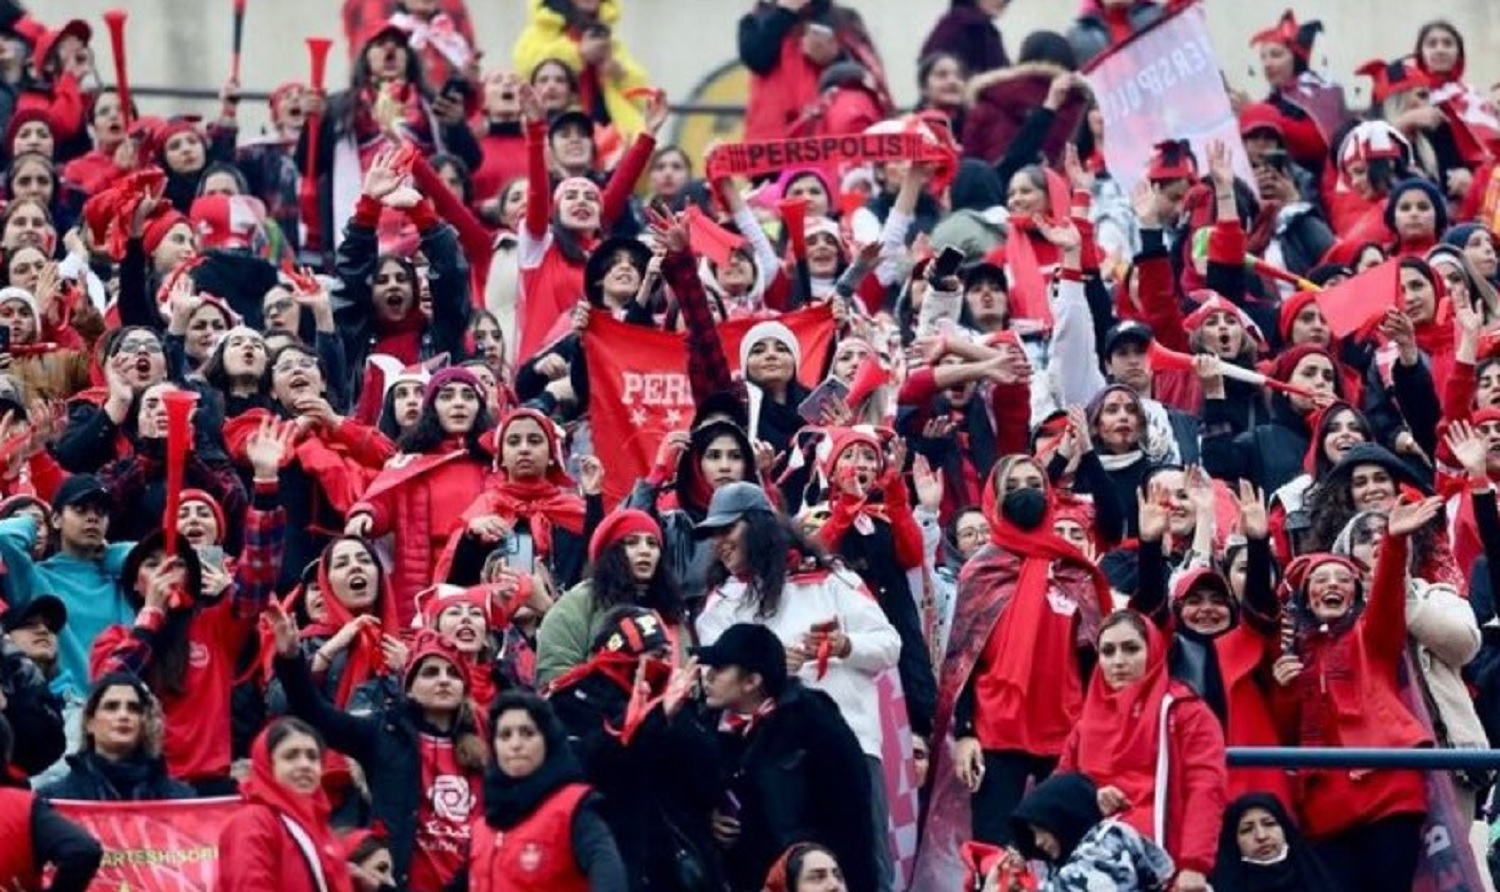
top-left (1189, 229), bottom-right (1320, 292)
top-left (231, 0), bottom-right (248, 82)
top-left (102, 10), bottom-right (133, 129)
top-left (845, 354), bottom-right (889, 409)
top-left (161, 389), bottom-right (200, 560)
top-left (300, 37), bottom-right (334, 252)
top-left (1146, 341), bottom-right (1316, 400)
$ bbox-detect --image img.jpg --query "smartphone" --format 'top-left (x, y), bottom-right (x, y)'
top-left (929, 245), bottom-right (966, 281)
top-left (495, 531), bottom-right (536, 575)
top-left (796, 377), bottom-right (851, 424)
top-left (806, 22), bottom-right (834, 39)
top-left (1262, 148), bottom-right (1292, 175)
top-left (809, 618), bottom-right (839, 635)
top-left (0, 327), bottom-right (11, 355)
top-left (720, 790), bottom-right (742, 819)
top-left (196, 544), bottom-right (226, 571)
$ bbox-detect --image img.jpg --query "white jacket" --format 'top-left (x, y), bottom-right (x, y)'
top-left (1408, 580), bottom-right (1488, 750)
top-left (696, 566), bottom-right (901, 758)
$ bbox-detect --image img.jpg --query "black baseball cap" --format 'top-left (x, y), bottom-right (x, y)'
top-left (693, 623), bottom-right (787, 695)
top-left (547, 109), bottom-right (594, 141)
top-left (962, 261), bottom-right (1007, 291)
top-left (1104, 320), bottom-right (1154, 356)
top-left (2, 594), bottom-right (66, 633)
top-left (52, 474), bottom-right (111, 512)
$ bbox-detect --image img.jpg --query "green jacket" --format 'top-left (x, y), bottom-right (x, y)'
top-left (535, 580), bottom-right (691, 688)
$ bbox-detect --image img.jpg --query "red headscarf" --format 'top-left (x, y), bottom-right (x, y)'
top-left (240, 724), bottom-right (354, 892)
top-left (466, 408), bottom-right (585, 559)
top-left (1400, 258), bottom-right (1456, 376)
top-left (305, 536), bottom-right (401, 708)
top-left (1070, 613), bottom-right (1174, 840)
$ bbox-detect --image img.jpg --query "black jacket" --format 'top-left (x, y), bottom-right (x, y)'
top-left (38, 751), bottom-right (197, 802)
top-left (704, 681), bottom-right (879, 892)
top-left (0, 641), bottom-right (65, 777)
top-left (551, 669), bottom-right (726, 892)
top-left (274, 652), bottom-right (478, 890)
top-left (1201, 393), bottom-right (1313, 494)
top-left (7, 788), bottom-right (102, 892)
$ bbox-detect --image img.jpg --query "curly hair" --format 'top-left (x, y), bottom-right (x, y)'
top-left (588, 539), bottom-right (684, 626)
top-left (81, 672), bottom-right (168, 759)
top-left (1304, 482), bottom-right (1445, 562)
top-left (706, 511), bottom-right (832, 620)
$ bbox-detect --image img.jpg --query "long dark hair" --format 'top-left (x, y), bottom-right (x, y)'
top-left (397, 390), bottom-right (493, 457)
top-left (707, 511), bottom-right (832, 620)
top-left (120, 532), bottom-right (204, 698)
top-left (589, 539), bottom-right (684, 625)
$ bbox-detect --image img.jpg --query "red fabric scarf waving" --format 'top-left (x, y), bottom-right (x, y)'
top-left (303, 538), bottom-right (402, 708)
top-left (465, 478), bottom-right (586, 560)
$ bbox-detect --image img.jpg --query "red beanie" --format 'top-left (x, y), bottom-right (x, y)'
top-left (415, 583), bottom-right (494, 628)
top-left (190, 194), bottom-right (265, 252)
top-left (815, 426), bottom-right (885, 481)
top-left (402, 629), bottom-right (465, 691)
top-left (1277, 290), bottom-right (1322, 343)
top-left (1270, 344), bottom-right (1336, 384)
top-left (180, 489), bottom-right (226, 544)
top-left (587, 509), bottom-right (661, 564)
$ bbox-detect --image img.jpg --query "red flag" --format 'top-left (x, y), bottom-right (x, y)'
top-left (583, 305), bottom-right (837, 502)
top-left (53, 796), bottom-right (241, 890)
top-left (1316, 258), bottom-right (1400, 338)
top-left (720, 302), bottom-right (837, 388)
top-left (682, 205), bottom-right (745, 268)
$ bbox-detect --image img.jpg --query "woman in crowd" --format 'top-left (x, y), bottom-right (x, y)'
top-left (216, 718), bottom-right (354, 892)
top-left (535, 508), bottom-right (687, 687)
top-left (345, 366), bottom-right (494, 622)
top-left (38, 672), bottom-right (197, 802)
top-left (761, 843), bottom-right (851, 892)
top-left (272, 608), bottom-right (488, 892)
top-left (1212, 793), bottom-right (1342, 892)
top-left (459, 690), bottom-right (627, 890)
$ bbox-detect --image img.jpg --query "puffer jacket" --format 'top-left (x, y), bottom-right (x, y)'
top-left (1407, 579), bottom-right (1486, 749)
top-left (512, 0), bottom-right (650, 135)
top-left (533, 579), bottom-right (692, 689)
top-left (349, 449), bottom-right (491, 626)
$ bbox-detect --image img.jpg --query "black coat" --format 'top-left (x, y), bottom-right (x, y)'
top-left (1201, 394), bottom-right (1312, 494)
top-left (551, 670), bottom-right (726, 892)
top-left (704, 681), bottom-right (879, 892)
top-left (0, 641), bottom-right (65, 777)
top-left (274, 653), bottom-right (480, 891)
top-left (38, 752), bottom-right (197, 802)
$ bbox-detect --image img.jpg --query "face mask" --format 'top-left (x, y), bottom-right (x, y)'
top-left (1001, 487), bottom-right (1047, 530)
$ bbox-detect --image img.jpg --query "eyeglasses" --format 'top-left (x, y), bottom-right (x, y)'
top-left (117, 338), bottom-right (163, 355)
top-left (273, 357), bottom-right (318, 374)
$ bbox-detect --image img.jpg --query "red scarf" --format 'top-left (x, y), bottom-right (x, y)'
top-left (303, 538), bottom-right (402, 708)
top-left (240, 727), bottom-right (353, 892)
top-left (1070, 616), bottom-right (1174, 834)
top-left (549, 650), bottom-right (673, 745)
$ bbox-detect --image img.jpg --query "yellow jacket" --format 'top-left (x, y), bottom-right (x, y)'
top-left (512, 0), bottom-right (650, 136)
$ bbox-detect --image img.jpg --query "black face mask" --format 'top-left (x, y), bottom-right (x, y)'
top-left (1001, 487), bottom-right (1047, 530)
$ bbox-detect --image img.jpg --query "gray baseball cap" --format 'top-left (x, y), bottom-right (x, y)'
top-left (693, 482), bottom-right (774, 537)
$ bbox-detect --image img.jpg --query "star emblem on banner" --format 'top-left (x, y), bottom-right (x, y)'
top-left (630, 408), bottom-right (648, 426)
top-left (665, 408), bottom-right (683, 427)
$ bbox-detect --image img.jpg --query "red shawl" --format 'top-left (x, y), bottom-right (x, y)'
top-left (239, 726), bottom-right (354, 892)
top-left (304, 537), bottom-right (402, 708)
top-left (466, 408), bottom-right (585, 558)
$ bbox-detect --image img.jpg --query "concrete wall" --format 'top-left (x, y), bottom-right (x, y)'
top-left (56, 0), bottom-right (1500, 149)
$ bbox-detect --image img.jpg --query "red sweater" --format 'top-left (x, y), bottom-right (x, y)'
top-left (216, 802), bottom-right (354, 892)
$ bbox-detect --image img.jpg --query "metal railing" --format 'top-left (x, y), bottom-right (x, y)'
top-left (130, 84), bottom-right (745, 115)
top-left (1229, 747), bottom-right (1500, 769)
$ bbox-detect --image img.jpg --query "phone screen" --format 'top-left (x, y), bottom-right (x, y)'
top-left (496, 531), bottom-right (536, 574)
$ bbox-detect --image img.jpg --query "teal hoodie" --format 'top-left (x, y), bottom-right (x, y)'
top-left (0, 515), bottom-right (134, 699)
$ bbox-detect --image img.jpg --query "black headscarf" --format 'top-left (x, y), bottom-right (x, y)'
top-left (1212, 793), bottom-right (1341, 892)
top-left (482, 692), bottom-right (586, 828)
top-left (1010, 772), bottom-right (1102, 864)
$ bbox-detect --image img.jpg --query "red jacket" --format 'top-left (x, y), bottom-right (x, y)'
top-left (350, 448), bottom-right (491, 624)
top-left (0, 788), bottom-right (36, 890)
top-left (472, 124), bottom-right (527, 206)
top-left (1284, 535), bottom-right (1431, 838)
top-left (1216, 622), bottom-right (1295, 810)
top-left (961, 62), bottom-right (1087, 167)
top-left (1125, 249), bottom-right (1202, 414)
top-left (1060, 682), bottom-right (1227, 875)
top-left (468, 783), bottom-right (591, 892)
top-left (216, 802), bottom-right (355, 892)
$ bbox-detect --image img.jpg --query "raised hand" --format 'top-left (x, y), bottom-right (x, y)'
top-left (517, 83), bottom-right (544, 124)
top-left (361, 147), bottom-right (402, 200)
top-left (1387, 496), bottom-right (1443, 538)
top-left (245, 416), bottom-right (295, 479)
top-left (912, 453), bottom-right (943, 511)
top-left (1130, 179), bottom-right (1160, 229)
top-left (266, 603), bottom-right (300, 658)
top-left (1234, 479), bottom-right (1268, 539)
top-left (1205, 138), bottom-right (1234, 190)
top-left (1064, 142), bottom-right (1095, 192)
top-left (578, 455), bottom-right (605, 496)
top-left (1137, 482), bottom-right (1169, 543)
top-left (1446, 420), bottom-right (1490, 478)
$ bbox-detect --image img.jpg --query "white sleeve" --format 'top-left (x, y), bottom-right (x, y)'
top-left (1048, 276), bottom-right (1108, 408)
top-left (57, 254), bottom-right (108, 312)
top-left (693, 590), bottom-right (734, 646)
top-left (731, 202), bottom-right (783, 295)
top-left (517, 226), bottom-right (553, 270)
top-left (831, 571), bottom-right (901, 674)
top-left (875, 208), bottom-right (914, 287)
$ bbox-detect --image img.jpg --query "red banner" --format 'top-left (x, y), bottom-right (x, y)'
top-left (583, 304), bottom-right (835, 503)
top-left (1081, 2), bottom-right (1252, 195)
top-left (53, 797), bottom-right (241, 891)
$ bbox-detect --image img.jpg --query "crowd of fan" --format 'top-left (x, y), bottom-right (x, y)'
top-left (2, 0), bottom-right (1500, 891)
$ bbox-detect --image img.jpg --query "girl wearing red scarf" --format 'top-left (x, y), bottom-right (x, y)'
top-left (416, 577), bottom-right (540, 716)
top-left (919, 455), bottom-right (1110, 866)
top-left (1269, 498), bottom-right (1441, 892)
top-left (1393, 257), bottom-right (1457, 390)
top-left (288, 536), bottom-right (404, 711)
top-left (347, 367), bottom-right (493, 623)
top-left (1058, 611), bottom-right (1227, 892)
top-left (441, 408), bottom-right (601, 592)
top-left (217, 718), bottom-right (354, 892)
top-left (225, 343), bottom-right (395, 590)
top-left (1384, 179), bottom-right (1444, 259)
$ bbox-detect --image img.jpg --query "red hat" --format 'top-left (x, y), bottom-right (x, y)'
top-left (1182, 291), bottom-right (1269, 351)
top-left (587, 509), bottom-right (661, 564)
top-left (142, 208), bottom-right (191, 256)
top-left (1357, 59), bottom-right (1432, 106)
top-left (415, 583), bottom-right (494, 628)
top-left (156, 116), bottom-right (205, 149)
top-left (1271, 343), bottom-right (1338, 385)
top-left (1285, 552), bottom-right (1362, 599)
top-left (190, 194), bottom-right (266, 252)
top-left (815, 426), bottom-right (886, 481)
top-left (179, 489), bottom-right (226, 545)
top-left (1248, 10), bottom-right (1322, 61)
top-left (1147, 139), bottom-right (1198, 182)
top-left (4, 106), bottom-right (54, 150)
top-left (1277, 289), bottom-right (1322, 342)
top-left (402, 628), bottom-right (465, 691)
top-left (31, 19), bottom-right (91, 80)
top-left (1238, 102), bottom-right (1286, 140)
